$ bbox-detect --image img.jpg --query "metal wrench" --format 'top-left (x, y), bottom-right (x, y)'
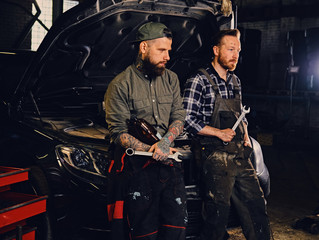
top-left (231, 105), bottom-right (250, 131)
top-left (223, 105), bottom-right (250, 145)
top-left (125, 148), bottom-right (182, 162)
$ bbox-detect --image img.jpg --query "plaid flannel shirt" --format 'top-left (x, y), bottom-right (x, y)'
top-left (182, 64), bottom-right (245, 136)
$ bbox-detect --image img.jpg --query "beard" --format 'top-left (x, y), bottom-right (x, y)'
top-left (143, 55), bottom-right (166, 77)
top-left (217, 55), bottom-right (238, 71)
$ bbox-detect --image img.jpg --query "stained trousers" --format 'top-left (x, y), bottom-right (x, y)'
top-left (126, 163), bottom-right (187, 240)
top-left (200, 150), bottom-right (271, 240)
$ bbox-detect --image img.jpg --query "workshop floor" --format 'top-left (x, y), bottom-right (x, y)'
top-left (228, 130), bottom-right (319, 240)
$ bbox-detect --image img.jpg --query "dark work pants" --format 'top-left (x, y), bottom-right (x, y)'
top-left (200, 150), bottom-right (271, 240)
top-left (126, 163), bottom-right (187, 240)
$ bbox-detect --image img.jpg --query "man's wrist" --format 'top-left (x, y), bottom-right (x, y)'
top-left (213, 128), bottom-right (222, 139)
top-left (158, 137), bottom-right (170, 153)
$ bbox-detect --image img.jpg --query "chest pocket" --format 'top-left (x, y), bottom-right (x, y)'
top-left (219, 111), bottom-right (236, 129)
top-left (157, 95), bottom-right (173, 118)
top-left (130, 98), bottom-right (152, 119)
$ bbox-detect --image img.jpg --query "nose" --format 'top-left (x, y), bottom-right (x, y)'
top-left (164, 50), bottom-right (170, 61)
top-left (233, 50), bottom-right (240, 59)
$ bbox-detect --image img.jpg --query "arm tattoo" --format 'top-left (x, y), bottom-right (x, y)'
top-left (164, 120), bottom-right (184, 143)
top-left (116, 133), bottom-right (150, 151)
top-left (157, 120), bottom-right (184, 154)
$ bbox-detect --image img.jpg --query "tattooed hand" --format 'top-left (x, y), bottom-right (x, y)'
top-left (157, 137), bottom-right (170, 154)
top-left (148, 120), bottom-right (183, 161)
top-left (148, 138), bottom-right (170, 161)
top-left (148, 141), bottom-right (178, 162)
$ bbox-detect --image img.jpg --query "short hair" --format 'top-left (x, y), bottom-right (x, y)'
top-left (211, 29), bottom-right (240, 47)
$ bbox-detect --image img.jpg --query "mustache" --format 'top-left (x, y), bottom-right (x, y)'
top-left (158, 61), bottom-right (167, 65)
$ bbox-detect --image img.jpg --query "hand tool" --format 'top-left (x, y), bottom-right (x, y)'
top-left (125, 148), bottom-right (182, 162)
top-left (223, 105), bottom-right (250, 145)
top-left (231, 105), bottom-right (250, 131)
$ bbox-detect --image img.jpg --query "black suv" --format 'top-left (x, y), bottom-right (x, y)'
top-left (0, 0), bottom-right (263, 239)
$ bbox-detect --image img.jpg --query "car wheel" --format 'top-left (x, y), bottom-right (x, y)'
top-left (11, 165), bottom-right (54, 240)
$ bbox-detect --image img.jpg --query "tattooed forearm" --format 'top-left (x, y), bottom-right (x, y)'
top-left (116, 133), bottom-right (150, 151)
top-left (163, 120), bottom-right (184, 143)
top-left (157, 120), bottom-right (184, 154)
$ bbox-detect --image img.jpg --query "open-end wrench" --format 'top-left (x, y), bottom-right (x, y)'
top-left (223, 105), bottom-right (250, 145)
top-left (125, 148), bottom-right (183, 162)
top-left (231, 105), bottom-right (250, 131)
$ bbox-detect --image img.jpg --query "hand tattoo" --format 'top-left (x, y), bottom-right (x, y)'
top-left (157, 137), bottom-right (170, 154)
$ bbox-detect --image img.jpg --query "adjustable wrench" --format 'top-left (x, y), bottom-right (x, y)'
top-left (125, 148), bottom-right (182, 162)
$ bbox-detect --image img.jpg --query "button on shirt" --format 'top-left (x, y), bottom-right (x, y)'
top-left (105, 64), bottom-right (186, 143)
top-left (182, 64), bottom-right (245, 136)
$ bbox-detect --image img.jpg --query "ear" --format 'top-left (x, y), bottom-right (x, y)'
top-left (139, 41), bottom-right (148, 54)
top-left (213, 45), bottom-right (219, 57)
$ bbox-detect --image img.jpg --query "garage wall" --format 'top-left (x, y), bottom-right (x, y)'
top-left (238, 17), bottom-right (319, 91)
top-left (237, 0), bottom-right (319, 133)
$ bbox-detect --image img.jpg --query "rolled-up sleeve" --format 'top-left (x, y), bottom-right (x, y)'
top-left (182, 75), bottom-right (207, 136)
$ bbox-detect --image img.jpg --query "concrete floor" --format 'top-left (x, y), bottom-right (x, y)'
top-left (228, 129), bottom-right (319, 239)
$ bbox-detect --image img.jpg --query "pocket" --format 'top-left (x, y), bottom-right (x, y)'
top-left (205, 150), bottom-right (230, 171)
top-left (157, 95), bottom-right (173, 117)
top-left (219, 111), bottom-right (236, 129)
top-left (130, 98), bottom-right (151, 118)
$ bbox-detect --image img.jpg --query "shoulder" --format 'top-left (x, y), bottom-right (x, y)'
top-left (164, 68), bottom-right (178, 80)
top-left (162, 69), bottom-right (180, 86)
top-left (230, 73), bottom-right (242, 86)
top-left (109, 65), bottom-right (134, 88)
top-left (165, 68), bottom-right (177, 76)
top-left (231, 72), bottom-right (239, 80)
top-left (186, 67), bottom-right (210, 87)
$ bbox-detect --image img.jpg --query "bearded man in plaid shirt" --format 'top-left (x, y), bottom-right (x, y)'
top-left (182, 29), bottom-right (271, 240)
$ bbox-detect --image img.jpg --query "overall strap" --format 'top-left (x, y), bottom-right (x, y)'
top-left (198, 68), bottom-right (241, 99)
top-left (231, 74), bottom-right (241, 101)
top-left (198, 68), bottom-right (220, 94)
top-left (198, 68), bottom-right (241, 112)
